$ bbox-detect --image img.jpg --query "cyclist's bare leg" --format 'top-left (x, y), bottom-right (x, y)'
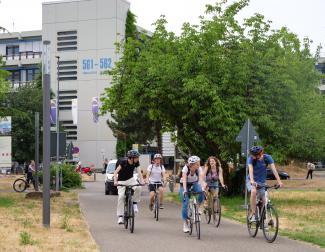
top-left (159, 186), bottom-right (164, 204)
top-left (149, 191), bottom-right (155, 205)
top-left (250, 187), bottom-right (257, 215)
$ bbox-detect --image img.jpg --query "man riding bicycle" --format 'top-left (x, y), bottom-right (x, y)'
top-left (180, 156), bottom-right (206, 233)
top-left (147, 153), bottom-right (166, 210)
top-left (247, 146), bottom-right (283, 222)
top-left (114, 150), bottom-right (145, 225)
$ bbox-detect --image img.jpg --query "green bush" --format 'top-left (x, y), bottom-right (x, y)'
top-left (39, 163), bottom-right (82, 189)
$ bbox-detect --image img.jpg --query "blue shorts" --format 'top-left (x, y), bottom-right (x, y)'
top-left (246, 180), bottom-right (266, 200)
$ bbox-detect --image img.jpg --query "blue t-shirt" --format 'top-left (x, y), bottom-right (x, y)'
top-left (247, 154), bottom-right (274, 184)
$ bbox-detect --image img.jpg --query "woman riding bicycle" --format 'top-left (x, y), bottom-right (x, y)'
top-left (203, 156), bottom-right (226, 206)
top-left (147, 153), bottom-right (166, 210)
top-left (180, 156), bottom-right (206, 233)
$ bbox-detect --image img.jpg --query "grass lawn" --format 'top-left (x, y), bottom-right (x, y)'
top-left (0, 176), bottom-right (97, 252)
top-left (166, 189), bottom-right (325, 248)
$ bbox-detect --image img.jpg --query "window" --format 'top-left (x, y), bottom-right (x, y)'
top-left (10, 71), bottom-right (20, 82)
top-left (6, 45), bottom-right (19, 56)
top-left (26, 69), bottom-right (39, 81)
top-left (58, 60), bottom-right (77, 81)
top-left (57, 30), bottom-right (77, 51)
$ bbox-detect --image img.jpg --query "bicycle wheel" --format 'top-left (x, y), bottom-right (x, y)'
top-left (247, 204), bottom-right (259, 237)
top-left (262, 205), bottom-right (279, 243)
top-left (188, 204), bottom-right (193, 235)
top-left (155, 193), bottom-right (159, 221)
top-left (124, 198), bottom-right (129, 229)
top-left (13, 179), bottom-right (27, 192)
top-left (194, 204), bottom-right (201, 240)
top-left (213, 197), bottom-right (221, 228)
top-left (204, 194), bottom-right (211, 224)
top-left (129, 198), bottom-right (135, 233)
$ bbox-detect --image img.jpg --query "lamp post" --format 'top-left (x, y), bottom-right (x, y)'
top-left (55, 56), bottom-right (60, 191)
top-left (42, 40), bottom-right (51, 227)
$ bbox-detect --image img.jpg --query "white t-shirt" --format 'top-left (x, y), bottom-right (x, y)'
top-left (180, 165), bottom-right (203, 184)
top-left (147, 164), bottom-right (165, 183)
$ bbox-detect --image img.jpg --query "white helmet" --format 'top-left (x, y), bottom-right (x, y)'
top-left (154, 154), bottom-right (162, 159)
top-left (78, 161), bottom-right (82, 165)
top-left (188, 156), bottom-right (200, 164)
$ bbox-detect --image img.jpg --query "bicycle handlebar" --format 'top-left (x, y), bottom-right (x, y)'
top-left (256, 184), bottom-right (280, 190)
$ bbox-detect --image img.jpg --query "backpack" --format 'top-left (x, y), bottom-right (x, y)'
top-left (148, 164), bottom-right (164, 178)
top-left (252, 154), bottom-right (269, 168)
top-left (178, 165), bottom-right (199, 180)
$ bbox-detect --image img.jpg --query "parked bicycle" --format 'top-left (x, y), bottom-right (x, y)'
top-left (246, 184), bottom-right (280, 243)
top-left (203, 184), bottom-right (227, 227)
top-left (117, 183), bottom-right (143, 233)
top-left (150, 181), bottom-right (163, 221)
top-left (184, 189), bottom-right (201, 239)
top-left (166, 174), bottom-right (175, 192)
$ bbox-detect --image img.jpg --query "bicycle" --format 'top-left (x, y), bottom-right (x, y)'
top-left (117, 183), bottom-right (143, 233)
top-left (184, 189), bottom-right (202, 240)
top-left (246, 184), bottom-right (280, 243)
top-left (203, 184), bottom-right (226, 227)
top-left (150, 182), bottom-right (163, 221)
top-left (166, 174), bottom-right (175, 192)
top-left (13, 174), bottom-right (40, 192)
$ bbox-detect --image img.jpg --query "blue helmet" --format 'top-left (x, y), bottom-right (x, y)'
top-left (250, 146), bottom-right (263, 156)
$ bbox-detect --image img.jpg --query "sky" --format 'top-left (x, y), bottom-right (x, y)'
top-left (0, 0), bottom-right (324, 54)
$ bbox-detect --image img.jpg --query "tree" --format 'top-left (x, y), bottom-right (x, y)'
top-left (101, 0), bottom-right (325, 164)
top-left (0, 79), bottom-right (42, 163)
top-left (0, 57), bottom-right (9, 102)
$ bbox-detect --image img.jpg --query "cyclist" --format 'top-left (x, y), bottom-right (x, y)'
top-left (247, 146), bottom-right (283, 222)
top-left (203, 156), bottom-right (226, 207)
top-left (147, 153), bottom-right (166, 210)
top-left (114, 150), bottom-right (145, 225)
top-left (180, 156), bottom-right (206, 233)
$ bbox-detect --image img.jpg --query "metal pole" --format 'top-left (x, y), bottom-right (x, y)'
top-left (35, 112), bottom-right (39, 191)
top-left (244, 119), bottom-right (250, 208)
top-left (55, 56), bottom-right (60, 191)
top-left (42, 40), bottom-right (51, 227)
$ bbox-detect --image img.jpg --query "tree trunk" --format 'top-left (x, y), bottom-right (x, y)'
top-left (155, 121), bottom-right (162, 154)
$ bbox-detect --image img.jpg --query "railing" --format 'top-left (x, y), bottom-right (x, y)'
top-left (2, 51), bottom-right (42, 61)
top-left (11, 81), bottom-right (35, 90)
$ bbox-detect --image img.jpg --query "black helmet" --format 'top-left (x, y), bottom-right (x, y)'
top-left (127, 150), bottom-right (140, 158)
top-left (250, 146), bottom-right (263, 156)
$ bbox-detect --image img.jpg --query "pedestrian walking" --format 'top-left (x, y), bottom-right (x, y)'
top-left (306, 161), bottom-right (315, 180)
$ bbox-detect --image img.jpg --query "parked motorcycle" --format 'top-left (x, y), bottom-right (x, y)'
top-left (75, 162), bottom-right (94, 176)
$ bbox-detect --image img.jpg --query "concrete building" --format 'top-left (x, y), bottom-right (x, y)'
top-left (42, 0), bottom-right (130, 168)
top-left (0, 0), bottom-right (132, 168)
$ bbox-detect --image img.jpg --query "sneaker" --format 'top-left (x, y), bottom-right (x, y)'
top-left (183, 222), bottom-right (190, 233)
top-left (249, 214), bottom-right (256, 222)
top-left (133, 203), bottom-right (139, 214)
top-left (118, 216), bottom-right (124, 224)
top-left (149, 203), bottom-right (153, 211)
top-left (159, 204), bottom-right (164, 209)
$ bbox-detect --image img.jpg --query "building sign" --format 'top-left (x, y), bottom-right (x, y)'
top-left (0, 117), bottom-right (12, 168)
top-left (82, 57), bottom-right (112, 75)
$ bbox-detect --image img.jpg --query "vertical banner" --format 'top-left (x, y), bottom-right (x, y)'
top-left (92, 97), bottom-right (99, 123)
top-left (0, 116), bottom-right (12, 170)
top-left (71, 99), bottom-right (78, 125)
top-left (50, 99), bottom-right (57, 125)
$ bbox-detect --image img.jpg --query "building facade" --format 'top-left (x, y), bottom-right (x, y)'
top-left (42, 0), bottom-right (130, 168)
top-left (0, 30), bottom-right (42, 89)
top-left (316, 56), bottom-right (325, 94)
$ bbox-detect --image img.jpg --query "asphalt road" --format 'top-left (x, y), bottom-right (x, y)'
top-left (79, 175), bottom-right (324, 252)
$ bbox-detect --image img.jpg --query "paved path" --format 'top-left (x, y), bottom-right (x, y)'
top-left (79, 175), bottom-right (324, 252)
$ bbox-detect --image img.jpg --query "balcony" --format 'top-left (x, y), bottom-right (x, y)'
top-left (2, 52), bottom-right (42, 66)
top-left (10, 81), bottom-right (35, 90)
